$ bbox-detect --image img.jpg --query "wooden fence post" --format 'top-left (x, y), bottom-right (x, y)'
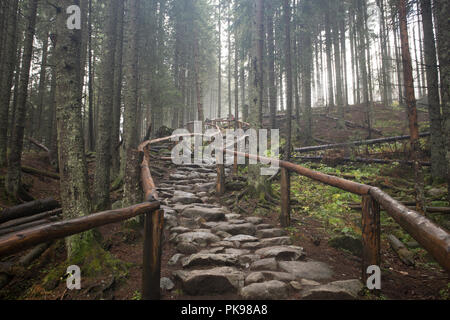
top-left (142, 209), bottom-right (164, 300)
top-left (361, 195), bottom-right (381, 283)
top-left (280, 168), bottom-right (291, 227)
top-left (216, 149), bottom-right (225, 195)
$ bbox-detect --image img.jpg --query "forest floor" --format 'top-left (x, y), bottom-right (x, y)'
top-left (0, 103), bottom-right (449, 300)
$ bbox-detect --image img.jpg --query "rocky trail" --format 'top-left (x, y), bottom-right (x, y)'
top-left (156, 161), bottom-right (363, 300)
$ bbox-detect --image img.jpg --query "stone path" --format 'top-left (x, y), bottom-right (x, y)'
top-left (158, 163), bottom-right (363, 300)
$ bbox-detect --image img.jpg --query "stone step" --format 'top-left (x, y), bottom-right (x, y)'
top-left (240, 280), bottom-right (288, 300)
top-left (181, 253), bottom-right (240, 268)
top-left (173, 267), bottom-right (245, 295)
top-left (256, 228), bottom-right (288, 239)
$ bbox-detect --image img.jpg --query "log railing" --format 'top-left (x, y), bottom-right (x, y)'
top-left (216, 144), bottom-right (450, 278)
top-left (0, 148), bottom-right (163, 300)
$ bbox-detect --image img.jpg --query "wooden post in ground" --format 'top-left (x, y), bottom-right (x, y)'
top-left (216, 148), bottom-right (225, 195)
top-left (142, 209), bottom-right (164, 300)
top-left (361, 195), bottom-right (381, 283)
top-left (280, 167), bottom-right (291, 227)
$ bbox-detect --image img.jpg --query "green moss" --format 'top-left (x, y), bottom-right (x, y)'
top-left (68, 232), bottom-right (129, 278)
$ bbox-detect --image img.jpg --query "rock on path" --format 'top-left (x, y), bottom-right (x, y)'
top-left (155, 164), bottom-right (360, 300)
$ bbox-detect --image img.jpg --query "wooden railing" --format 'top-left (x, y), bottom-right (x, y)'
top-left (138, 122), bottom-right (449, 277)
top-left (0, 148), bottom-right (163, 300)
top-left (215, 140), bottom-right (450, 279)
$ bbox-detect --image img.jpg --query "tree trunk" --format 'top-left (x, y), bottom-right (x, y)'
top-left (325, 9), bottom-right (334, 110)
top-left (267, 3), bottom-right (277, 129)
top-left (420, 0), bottom-right (446, 183)
top-left (434, 0), bottom-right (450, 201)
top-left (54, 0), bottom-right (93, 258)
top-left (36, 33), bottom-right (49, 141)
top-left (123, 0), bottom-right (141, 207)
top-left (94, 0), bottom-right (118, 211)
top-left (0, 0), bottom-right (18, 167)
top-left (111, 0), bottom-right (125, 180)
top-left (399, 0), bottom-right (425, 213)
top-left (6, 0), bottom-right (39, 199)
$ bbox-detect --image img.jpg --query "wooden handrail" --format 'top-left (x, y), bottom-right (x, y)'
top-left (219, 148), bottom-right (450, 273)
top-left (294, 132), bottom-right (430, 153)
top-left (138, 125), bottom-right (450, 273)
top-left (0, 201), bottom-right (160, 258)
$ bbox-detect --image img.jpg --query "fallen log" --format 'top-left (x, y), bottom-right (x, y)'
top-left (21, 166), bottom-right (60, 180)
top-left (0, 208), bottom-right (63, 230)
top-left (0, 216), bottom-right (61, 237)
top-left (18, 242), bottom-right (51, 266)
top-left (27, 137), bottom-right (49, 153)
top-left (0, 201), bottom-right (160, 258)
top-left (387, 234), bottom-right (415, 266)
top-left (319, 114), bottom-right (383, 135)
top-left (294, 132), bottom-right (430, 153)
top-left (294, 156), bottom-right (431, 167)
top-left (0, 198), bottom-right (60, 224)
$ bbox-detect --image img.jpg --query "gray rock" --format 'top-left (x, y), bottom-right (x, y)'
top-left (168, 253), bottom-right (185, 266)
top-left (195, 182), bottom-right (216, 192)
top-left (259, 271), bottom-right (295, 282)
top-left (175, 232), bottom-right (221, 247)
top-left (245, 272), bottom-right (265, 285)
top-left (300, 279), bottom-right (321, 286)
top-left (260, 237), bottom-right (293, 246)
top-left (176, 242), bottom-right (199, 254)
top-left (170, 174), bottom-right (188, 180)
top-left (245, 217), bottom-right (264, 224)
top-left (199, 247), bottom-right (225, 254)
top-left (255, 246), bottom-right (305, 261)
top-left (240, 280), bottom-right (288, 300)
top-left (161, 206), bottom-right (176, 215)
top-left (278, 261), bottom-right (334, 281)
top-left (164, 213), bottom-right (178, 228)
top-left (224, 235), bottom-right (259, 243)
top-left (192, 229), bottom-right (212, 233)
top-left (302, 280), bottom-right (363, 300)
top-left (224, 248), bottom-right (251, 255)
top-left (227, 219), bottom-right (247, 225)
top-left (238, 254), bottom-right (261, 266)
top-left (178, 217), bottom-right (199, 229)
top-left (173, 267), bottom-right (245, 295)
top-left (215, 231), bottom-right (233, 239)
top-left (256, 228), bottom-right (287, 239)
top-left (171, 191), bottom-right (202, 205)
top-left (226, 213), bottom-right (242, 220)
top-left (211, 241), bottom-right (236, 248)
top-left (200, 221), bottom-right (220, 229)
top-left (160, 277), bottom-right (175, 291)
top-left (241, 242), bottom-right (263, 250)
top-left (170, 227), bottom-right (191, 234)
top-left (182, 206), bottom-right (227, 222)
top-left (212, 223), bottom-right (256, 236)
top-left (173, 204), bottom-right (195, 213)
top-left (197, 192), bottom-right (208, 198)
top-left (173, 185), bottom-right (193, 192)
top-left (250, 258), bottom-right (278, 271)
top-left (182, 253), bottom-right (239, 268)
top-left (201, 197), bottom-right (214, 204)
top-left (256, 224), bottom-right (273, 230)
